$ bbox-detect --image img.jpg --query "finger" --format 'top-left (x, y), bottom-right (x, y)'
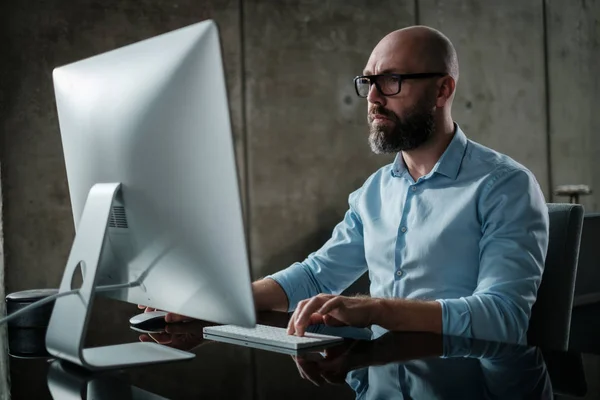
top-left (308, 313), bottom-right (326, 326)
top-left (165, 313), bottom-right (191, 323)
top-left (165, 321), bottom-right (203, 335)
top-left (287, 309), bottom-right (299, 335)
top-left (287, 299), bottom-right (308, 335)
top-left (316, 297), bottom-right (344, 316)
top-left (164, 323), bottom-right (189, 335)
top-left (137, 304), bottom-right (146, 309)
top-left (291, 356), bottom-right (307, 380)
top-left (144, 307), bottom-right (156, 313)
top-left (294, 357), bottom-right (324, 386)
top-left (323, 314), bottom-right (346, 327)
top-left (294, 295), bottom-right (332, 337)
top-left (148, 332), bottom-right (172, 344)
top-left (139, 334), bottom-right (152, 342)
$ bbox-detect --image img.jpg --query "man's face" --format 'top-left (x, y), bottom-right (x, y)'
top-left (363, 42), bottom-right (439, 154)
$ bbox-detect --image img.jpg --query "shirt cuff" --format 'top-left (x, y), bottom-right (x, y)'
top-left (436, 297), bottom-right (472, 338)
top-left (266, 263), bottom-right (319, 312)
top-left (442, 335), bottom-right (474, 358)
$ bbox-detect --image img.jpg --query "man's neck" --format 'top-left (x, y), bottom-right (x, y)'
top-left (402, 118), bottom-right (455, 181)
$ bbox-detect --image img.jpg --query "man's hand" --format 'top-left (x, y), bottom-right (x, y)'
top-left (292, 341), bottom-right (359, 386)
top-left (287, 294), bottom-right (380, 337)
top-left (138, 320), bottom-right (213, 351)
top-left (136, 305), bottom-right (192, 323)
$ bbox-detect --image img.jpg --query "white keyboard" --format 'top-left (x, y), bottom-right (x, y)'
top-left (203, 324), bottom-right (343, 352)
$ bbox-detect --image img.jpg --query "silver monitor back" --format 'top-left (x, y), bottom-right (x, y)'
top-left (53, 20), bottom-right (255, 328)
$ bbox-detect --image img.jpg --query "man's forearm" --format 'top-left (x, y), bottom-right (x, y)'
top-left (252, 278), bottom-right (289, 312)
top-left (372, 298), bottom-right (443, 334)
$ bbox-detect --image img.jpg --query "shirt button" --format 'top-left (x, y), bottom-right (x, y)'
top-left (401, 226), bottom-right (407, 233)
top-left (411, 186), bottom-right (417, 192)
top-left (396, 270), bottom-right (403, 277)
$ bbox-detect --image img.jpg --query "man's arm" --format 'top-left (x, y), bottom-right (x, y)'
top-left (252, 278), bottom-right (289, 312)
top-left (436, 167), bottom-right (548, 343)
top-left (263, 186), bottom-right (369, 312)
top-left (287, 294), bottom-right (442, 336)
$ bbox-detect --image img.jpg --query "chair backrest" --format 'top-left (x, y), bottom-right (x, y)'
top-left (527, 203), bottom-right (584, 351)
top-left (573, 213), bottom-right (600, 306)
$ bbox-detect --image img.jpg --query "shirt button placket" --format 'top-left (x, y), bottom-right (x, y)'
top-left (397, 185), bottom-right (417, 278)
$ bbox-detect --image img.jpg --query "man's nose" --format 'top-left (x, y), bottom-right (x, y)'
top-left (366, 83), bottom-right (385, 106)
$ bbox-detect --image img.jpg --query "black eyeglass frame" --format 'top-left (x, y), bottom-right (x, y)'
top-left (354, 72), bottom-right (447, 98)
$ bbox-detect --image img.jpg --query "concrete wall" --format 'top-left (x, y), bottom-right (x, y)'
top-left (547, 0), bottom-right (600, 211)
top-left (0, 163), bottom-right (9, 400)
top-left (0, 0), bottom-right (599, 397)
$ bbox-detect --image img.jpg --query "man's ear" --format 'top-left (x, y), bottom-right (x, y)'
top-left (436, 76), bottom-right (456, 107)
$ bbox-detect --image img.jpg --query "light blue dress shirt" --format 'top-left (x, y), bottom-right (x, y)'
top-left (268, 124), bottom-right (549, 344)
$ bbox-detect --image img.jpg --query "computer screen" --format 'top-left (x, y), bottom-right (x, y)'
top-left (46, 20), bottom-right (256, 369)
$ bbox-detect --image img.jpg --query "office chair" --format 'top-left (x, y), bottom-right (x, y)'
top-left (527, 203), bottom-right (584, 351)
top-left (573, 213), bottom-right (600, 307)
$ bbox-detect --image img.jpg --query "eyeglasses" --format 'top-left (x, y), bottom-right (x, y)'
top-left (354, 73), bottom-right (447, 98)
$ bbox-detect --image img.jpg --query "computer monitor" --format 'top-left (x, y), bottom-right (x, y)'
top-left (45, 20), bottom-right (256, 370)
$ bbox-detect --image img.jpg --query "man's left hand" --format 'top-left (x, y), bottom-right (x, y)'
top-left (138, 320), bottom-right (214, 351)
top-left (287, 294), bottom-right (380, 337)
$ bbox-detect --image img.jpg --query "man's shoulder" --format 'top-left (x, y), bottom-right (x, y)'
top-left (464, 138), bottom-right (533, 178)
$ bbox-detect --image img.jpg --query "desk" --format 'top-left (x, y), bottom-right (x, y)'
top-left (6, 298), bottom-right (600, 399)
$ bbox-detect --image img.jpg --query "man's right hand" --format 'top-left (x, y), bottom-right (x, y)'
top-left (136, 305), bottom-right (193, 323)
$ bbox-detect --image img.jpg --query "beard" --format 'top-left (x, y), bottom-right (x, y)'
top-left (368, 98), bottom-right (436, 154)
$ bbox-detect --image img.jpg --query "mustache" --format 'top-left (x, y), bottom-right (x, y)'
top-left (368, 106), bottom-right (398, 121)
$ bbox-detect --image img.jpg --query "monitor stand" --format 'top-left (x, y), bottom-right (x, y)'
top-left (47, 359), bottom-right (170, 399)
top-left (45, 183), bottom-right (195, 370)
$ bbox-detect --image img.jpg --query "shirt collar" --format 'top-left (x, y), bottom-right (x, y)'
top-left (390, 123), bottom-right (468, 181)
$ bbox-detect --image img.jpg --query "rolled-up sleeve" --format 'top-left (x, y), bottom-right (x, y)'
top-left (437, 167), bottom-right (549, 344)
top-left (267, 188), bottom-right (368, 312)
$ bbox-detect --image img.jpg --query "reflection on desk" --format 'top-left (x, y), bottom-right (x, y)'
top-left (340, 333), bottom-right (553, 399)
top-left (6, 307), bottom-right (599, 399)
top-left (47, 360), bottom-right (168, 400)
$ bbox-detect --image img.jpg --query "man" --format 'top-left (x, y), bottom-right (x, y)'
top-left (168, 26), bottom-right (549, 344)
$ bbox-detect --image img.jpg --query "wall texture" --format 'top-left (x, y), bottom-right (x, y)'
top-left (0, 163), bottom-right (8, 400)
top-left (547, 0), bottom-right (600, 211)
top-left (0, 0), bottom-right (599, 397)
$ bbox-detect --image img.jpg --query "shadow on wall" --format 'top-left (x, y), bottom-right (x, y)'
top-left (263, 208), bottom-right (371, 300)
top-left (0, 3), bottom-right (14, 397)
top-left (0, 3), bottom-right (22, 158)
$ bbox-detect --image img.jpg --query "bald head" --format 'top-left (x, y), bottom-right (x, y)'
top-left (363, 26), bottom-right (459, 154)
top-left (367, 26), bottom-right (459, 82)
